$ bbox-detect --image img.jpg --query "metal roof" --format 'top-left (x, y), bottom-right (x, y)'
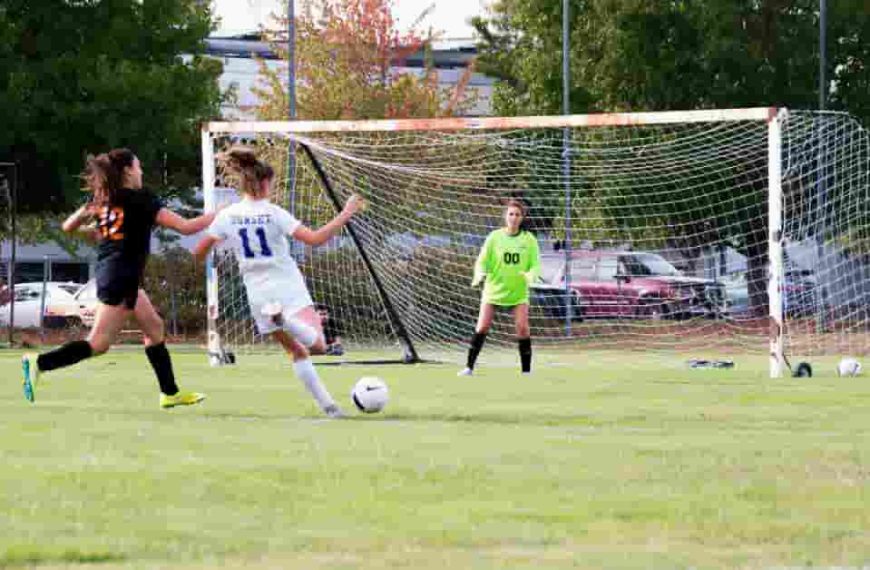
top-left (205, 37), bottom-right (477, 69)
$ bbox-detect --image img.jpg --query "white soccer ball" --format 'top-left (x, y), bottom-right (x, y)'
top-left (836, 357), bottom-right (862, 377)
top-left (351, 376), bottom-right (389, 413)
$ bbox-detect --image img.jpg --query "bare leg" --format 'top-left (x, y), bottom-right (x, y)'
top-left (476, 302), bottom-right (496, 334)
top-left (512, 303), bottom-right (530, 338)
top-left (132, 289), bottom-right (165, 347)
top-left (287, 305), bottom-right (327, 354)
top-left (86, 302), bottom-right (131, 355)
top-left (273, 329), bottom-right (310, 362)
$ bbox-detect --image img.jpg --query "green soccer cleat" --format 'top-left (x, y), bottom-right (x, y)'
top-left (160, 391), bottom-right (206, 409)
top-left (21, 353), bottom-right (40, 403)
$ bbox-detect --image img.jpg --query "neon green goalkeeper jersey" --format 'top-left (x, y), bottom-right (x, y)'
top-left (472, 229), bottom-right (541, 306)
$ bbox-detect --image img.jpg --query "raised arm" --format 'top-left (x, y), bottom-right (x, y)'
top-left (291, 194), bottom-right (365, 247)
top-left (61, 205), bottom-right (93, 233)
top-left (193, 234), bottom-right (221, 263)
top-left (155, 208), bottom-right (217, 236)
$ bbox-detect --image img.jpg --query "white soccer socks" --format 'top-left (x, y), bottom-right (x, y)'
top-left (293, 358), bottom-right (336, 411)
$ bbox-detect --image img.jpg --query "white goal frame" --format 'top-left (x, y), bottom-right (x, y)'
top-left (202, 107), bottom-right (789, 377)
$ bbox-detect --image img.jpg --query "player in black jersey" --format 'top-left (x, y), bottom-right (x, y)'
top-left (21, 148), bottom-right (216, 408)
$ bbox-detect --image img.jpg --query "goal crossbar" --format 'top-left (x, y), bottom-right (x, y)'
top-left (205, 107), bottom-right (778, 135)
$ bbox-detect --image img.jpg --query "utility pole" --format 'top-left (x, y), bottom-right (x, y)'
top-left (561, 0), bottom-right (573, 337)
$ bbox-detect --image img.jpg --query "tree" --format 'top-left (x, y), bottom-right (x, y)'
top-left (474, 0), bottom-right (869, 122)
top-left (246, 0), bottom-right (478, 231)
top-left (255, 0), bottom-right (474, 122)
top-left (474, 0), bottom-right (869, 315)
top-left (0, 0), bottom-right (224, 219)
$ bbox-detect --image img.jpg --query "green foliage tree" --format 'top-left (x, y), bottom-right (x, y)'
top-left (474, 0), bottom-right (869, 315)
top-left (474, 0), bottom-right (869, 121)
top-left (143, 247), bottom-right (206, 336)
top-left (0, 0), bottom-right (224, 222)
top-left (247, 0), bottom-right (479, 231)
top-left (255, 0), bottom-right (474, 122)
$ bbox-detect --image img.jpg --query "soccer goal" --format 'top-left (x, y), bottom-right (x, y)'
top-left (202, 108), bottom-right (869, 376)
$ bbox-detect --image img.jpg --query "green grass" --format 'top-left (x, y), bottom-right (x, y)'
top-left (0, 347), bottom-right (868, 569)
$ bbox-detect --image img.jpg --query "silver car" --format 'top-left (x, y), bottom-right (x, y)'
top-left (0, 282), bottom-right (83, 328)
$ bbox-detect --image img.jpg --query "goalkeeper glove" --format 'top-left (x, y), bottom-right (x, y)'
top-left (471, 273), bottom-right (485, 288)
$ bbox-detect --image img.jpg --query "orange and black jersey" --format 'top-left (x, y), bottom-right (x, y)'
top-left (96, 188), bottom-right (163, 267)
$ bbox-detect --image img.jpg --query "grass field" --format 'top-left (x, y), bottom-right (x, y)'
top-left (0, 347), bottom-right (868, 569)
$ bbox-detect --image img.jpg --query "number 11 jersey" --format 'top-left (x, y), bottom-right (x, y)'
top-left (207, 198), bottom-right (308, 301)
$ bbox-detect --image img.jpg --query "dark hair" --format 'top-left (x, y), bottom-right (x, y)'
top-left (505, 198), bottom-right (528, 217)
top-left (82, 153), bottom-right (111, 205)
top-left (83, 148), bottom-right (136, 205)
top-left (506, 198), bottom-right (532, 231)
top-left (218, 147), bottom-right (275, 196)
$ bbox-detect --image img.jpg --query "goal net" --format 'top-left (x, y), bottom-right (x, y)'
top-left (202, 109), bottom-right (869, 376)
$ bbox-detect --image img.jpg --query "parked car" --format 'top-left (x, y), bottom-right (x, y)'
top-left (0, 282), bottom-right (84, 328)
top-left (534, 251), bottom-right (726, 320)
top-left (530, 280), bottom-right (584, 321)
top-left (72, 279), bottom-right (99, 328)
top-left (723, 270), bottom-right (820, 317)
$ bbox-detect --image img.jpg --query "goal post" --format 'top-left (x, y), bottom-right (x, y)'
top-left (768, 109), bottom-right (786, 378)
top-left (297, 142), bottom-right (421, 364)
top-left (201, 108), bottom-right (869, 376)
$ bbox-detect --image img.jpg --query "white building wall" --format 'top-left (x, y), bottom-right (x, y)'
top-left (215, 56), bottom-right (493, 119)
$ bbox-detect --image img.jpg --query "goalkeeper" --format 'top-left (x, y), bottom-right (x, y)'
top-left (459, 199), bottom-right (541, 376)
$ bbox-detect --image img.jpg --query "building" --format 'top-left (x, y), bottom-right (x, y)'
top-left (205, 36), bottom-right (493, 118)
top-left (0, 241), bottom-right (93, 286)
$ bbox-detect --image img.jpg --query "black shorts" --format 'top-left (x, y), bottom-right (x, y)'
top-left (96, 259), bottom-right (142, 310)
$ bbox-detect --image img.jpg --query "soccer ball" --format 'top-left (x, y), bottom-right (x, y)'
top-left (837, 357), bottom-right (862, 377)
top-left (351, 377), bottom-right (389, 413)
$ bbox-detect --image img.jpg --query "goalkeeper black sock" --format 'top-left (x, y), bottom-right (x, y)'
top-left (145, 342), bottom-right (179, 395)
top-left (518, 337), bottom-right (532, 373)
top-left (37, 340), bottom-right (93, 372)
top-left (466, 332), bottom-right (487, 370)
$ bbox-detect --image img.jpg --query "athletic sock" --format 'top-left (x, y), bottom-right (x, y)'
top-left (466, 332), bottom-right (487, 370)
top-left (36, 340), bottom-right (93, 372)
top-left (293, 358), bottom-right (335, 410)
top-left (145, 342), bottom-right (179, 396)
top-left (518, 337), bottom-right (532, 373)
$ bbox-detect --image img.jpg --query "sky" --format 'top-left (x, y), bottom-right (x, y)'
top-left (212, 0), bottom-right (487, 39)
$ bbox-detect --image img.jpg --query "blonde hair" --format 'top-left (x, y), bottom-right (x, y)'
top-left (218, 147), bottom-right (274, 196)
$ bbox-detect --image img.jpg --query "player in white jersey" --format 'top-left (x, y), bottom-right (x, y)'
top-left (194, 147), bottom-right (364, 418)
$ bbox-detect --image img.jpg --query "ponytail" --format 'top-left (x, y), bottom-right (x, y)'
top-left (218, 146), bottom-right (275, 196)
top-left (82, 154), bottom-right (111, 205)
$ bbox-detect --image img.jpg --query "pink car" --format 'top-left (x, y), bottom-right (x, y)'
top-left (536, 251), bottom-right (726, 320)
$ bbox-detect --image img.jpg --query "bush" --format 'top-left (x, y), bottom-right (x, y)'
top-left (142, 248), bottom-right (206, 336)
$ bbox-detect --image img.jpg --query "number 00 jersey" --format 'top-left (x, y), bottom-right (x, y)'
top-left (473, 228), bottom-right (542, 306)
top-left (207, 198), bottom-right (309, 301)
